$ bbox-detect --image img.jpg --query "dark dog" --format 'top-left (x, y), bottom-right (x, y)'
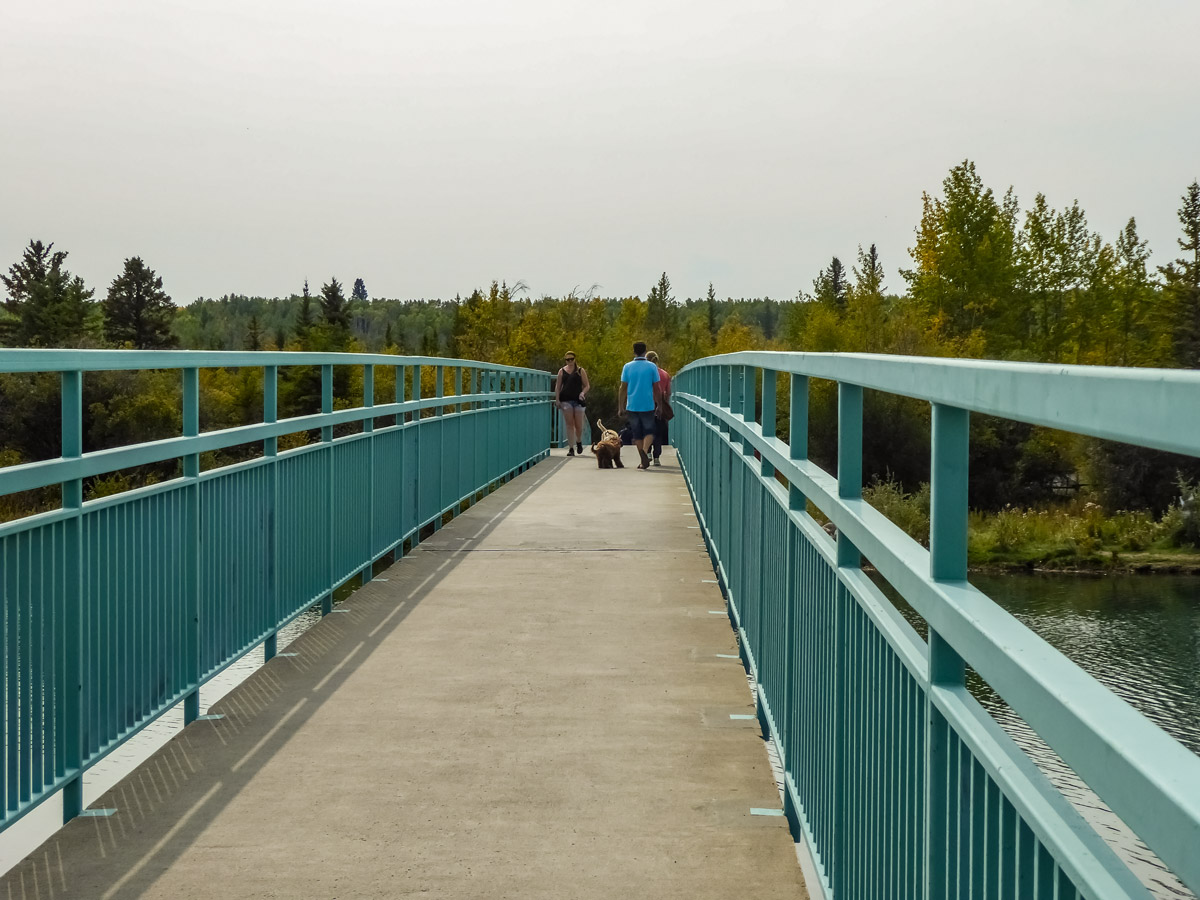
top-left (590, 419), bottom-right (624, 469)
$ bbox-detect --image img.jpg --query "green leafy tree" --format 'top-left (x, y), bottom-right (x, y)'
top-left (904, 160), bottom-right (1020, 344)
top-left (352, 278), bottom-right (368, 302)
top-left (1, 240), bottom-right (96, 346)
top-left (1161, 180), bottom-right (1200, 367)
top-left (103, 256), bottom-right (177, 349)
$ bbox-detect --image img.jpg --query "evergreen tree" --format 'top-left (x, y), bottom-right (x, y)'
top-left (761, 297), bottom-right (778, 340)
top-left (273, 326), bottom-right (287, 350)
top-left (646, 271), bottom-right (673, 335)
top-left (245, 315), bottom-right (263, 351)
top-left (706, 283), bottom-right (718, 338)
top-left (320, 277), bottom-right (349, 329)
top-left (1160, 180), bottom-right (1200, 367)
top-left (1, 240), bottom-right (96, 346)
top-left (352, 278), bottom-right (368, 302)
top-left (812, 257), bottom-right (848, 308)
top-left (103, 256), bottom-right (177, 349)
top-left (851, 244), bottom-right (886, 298)
top-left (384, 322), bottom-right (395, 349)
top-left (296, 280), bottom-right (314, 339)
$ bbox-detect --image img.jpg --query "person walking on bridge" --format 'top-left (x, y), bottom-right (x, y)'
top-left (618, 341), bottom-right (662, 470)
top-left (554, 350), bottom-right (589, 456)
top-left (646, 350), bottom-right (672, 466)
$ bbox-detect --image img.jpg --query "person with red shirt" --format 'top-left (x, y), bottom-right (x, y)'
top-left (646, 350), bottom-right (672, 466)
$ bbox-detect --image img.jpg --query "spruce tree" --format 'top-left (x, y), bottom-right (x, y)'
top-left (812, 257), bottom-right (848, 308)
top-left (320, 277), bottom-right (349, 328)
top-left (1161, 180), bottom-right (1200, 367)
top-left (103, 256), bottom-right (177, 348)
top-left (352, 278), bottom-right (368, 302)
top-left (245, 315), bottom-right (263, 350)
top-left (296, 280), bottom-right (315, 339)
top-left (1, 240), bottom-right (96, 346)
top-left (706, 283), bottom-right (718, 338)
top-left (646, 271), bottom-right (673, 335)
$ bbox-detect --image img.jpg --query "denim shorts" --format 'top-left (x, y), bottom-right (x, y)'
top-left (628, 409), bottom-right (657, 439)
top-left (561, 400), bottom-right (584, 409)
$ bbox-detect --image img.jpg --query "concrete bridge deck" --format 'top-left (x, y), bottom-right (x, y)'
top-left (2, 448), bottom-right (807, 900)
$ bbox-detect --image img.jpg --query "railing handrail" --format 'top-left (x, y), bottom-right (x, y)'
top-left (674, 352), bottom-right (1200, 897)
top-left (0, 348), bottom-right (548, 376)
top-left (0, 350), bottom-right (556, 836)
top-left (679, 351), bottom-right (1200, 457)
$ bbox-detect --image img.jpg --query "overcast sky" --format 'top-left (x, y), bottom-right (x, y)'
top-left (2, 0), bottom-right (1197, 306)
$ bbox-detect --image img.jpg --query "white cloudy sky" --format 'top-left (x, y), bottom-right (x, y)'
top-left (1, 0), bottom-right (1196, 305)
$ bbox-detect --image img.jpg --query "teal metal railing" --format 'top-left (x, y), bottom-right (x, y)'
top-left (674, 352), bottom-right (1200, 900)
top-left (0, 349), bottom-right (553, 831)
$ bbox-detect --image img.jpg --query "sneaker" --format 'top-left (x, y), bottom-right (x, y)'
top-left (567, 447), bottom-right (575, 457)
top-left (576, 441), bottom-right (583, 454)
top-left (652, 457), bottom-right (661, 466)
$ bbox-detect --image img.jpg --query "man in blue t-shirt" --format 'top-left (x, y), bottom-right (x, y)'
top-left (618, 341), bottom-right (662, 470)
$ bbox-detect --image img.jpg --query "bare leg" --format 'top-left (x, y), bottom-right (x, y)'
top-left (562, 407), bottom-right (580, 448)
top-left (570, 406), bottom-right (587, 447)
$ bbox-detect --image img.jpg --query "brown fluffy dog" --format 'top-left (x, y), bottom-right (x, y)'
top-left (590, 419), bottom-right (624, 469)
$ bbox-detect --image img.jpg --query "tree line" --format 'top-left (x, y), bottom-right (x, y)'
top-left (2, 160), bottom-right (1198, 520)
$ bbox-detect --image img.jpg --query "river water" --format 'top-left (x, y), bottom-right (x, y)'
top-left (926, 574), bottom-right (1200, 899)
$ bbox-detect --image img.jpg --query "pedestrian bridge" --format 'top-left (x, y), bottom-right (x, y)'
top-left (0, 349), bottom-right (1198, 899)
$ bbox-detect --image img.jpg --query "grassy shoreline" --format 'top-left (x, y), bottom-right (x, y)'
top-left (858, 478), bottom-right (1200, 577)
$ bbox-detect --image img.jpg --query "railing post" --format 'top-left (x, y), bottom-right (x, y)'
top-left (836, 382), bottom-right (862, 569)
top-left (183, 368), bottom-right (202, 723)
top-left (718, 365), bottom-right (731, 434)
top-left (434, 366), bottom-right (445, 527)
top-left (321, 364), bottom-right (333, 616)
top-left (411, 365), bottom-right (422, 546)
top-left (264, 365), bottom-right (279, 663)
top-left (925, 402), bottom-right (969, 900)
top-left (741, 366), bottom-right (755, 458)
top-left (789, 374), bottom-right (808, 512)
top-left (60, 370), bottom-right (84, 823)
top-left (363, 364), bottom-right (375, 582)
top-left (760, 368), bottom-right (775, 478)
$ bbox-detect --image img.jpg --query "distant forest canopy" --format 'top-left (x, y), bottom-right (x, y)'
top-left (2, 160), bottom-right (1199, 517)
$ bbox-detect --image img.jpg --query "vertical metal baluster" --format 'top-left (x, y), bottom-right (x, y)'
top-left (411, 365), bottom-right (422, 546)
top-left (60, 371), bottom-right (84, 822)
top-left (789, 374), bottom-right (809, 513)
top-left (321, 364), bottom-right (333, 616)
top-left (837, 383), bottom-right (863, 569)
top-left (761, 369), bottom-right (776, 478)
top-left (363, 364), bottom-right (375, 582)
top-left (182, 368), bottom-right (201, 724)
top-left (925, 402), bottom-right (969, 900)
top-left (264, 366), bottom-right (279, 662)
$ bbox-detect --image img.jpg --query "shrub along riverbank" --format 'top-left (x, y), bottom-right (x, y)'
top-left (859, 477), bottom-right (1200, 573)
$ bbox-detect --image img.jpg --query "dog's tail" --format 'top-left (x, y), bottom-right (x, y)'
top-left (590, 419), bottom-right (606, 454)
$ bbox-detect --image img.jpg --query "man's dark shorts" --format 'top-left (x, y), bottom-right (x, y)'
top-left (628, 409), bottom-right (657, 440)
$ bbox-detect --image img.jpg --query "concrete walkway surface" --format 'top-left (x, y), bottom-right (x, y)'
top-left (1, 447), bottom-right (808, 899)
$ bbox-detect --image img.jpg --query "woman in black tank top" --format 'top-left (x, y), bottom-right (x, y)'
top-left (554, 351), bottom-right (590, 456)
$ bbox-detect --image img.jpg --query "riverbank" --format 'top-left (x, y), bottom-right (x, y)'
top-left (858, 478), bottom-right (1200, 576)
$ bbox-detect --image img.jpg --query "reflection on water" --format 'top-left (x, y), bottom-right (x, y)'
top-left (895, 573), bottom-right (1200, 899)
top-left (0, 607), bottom-right (323, 875)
